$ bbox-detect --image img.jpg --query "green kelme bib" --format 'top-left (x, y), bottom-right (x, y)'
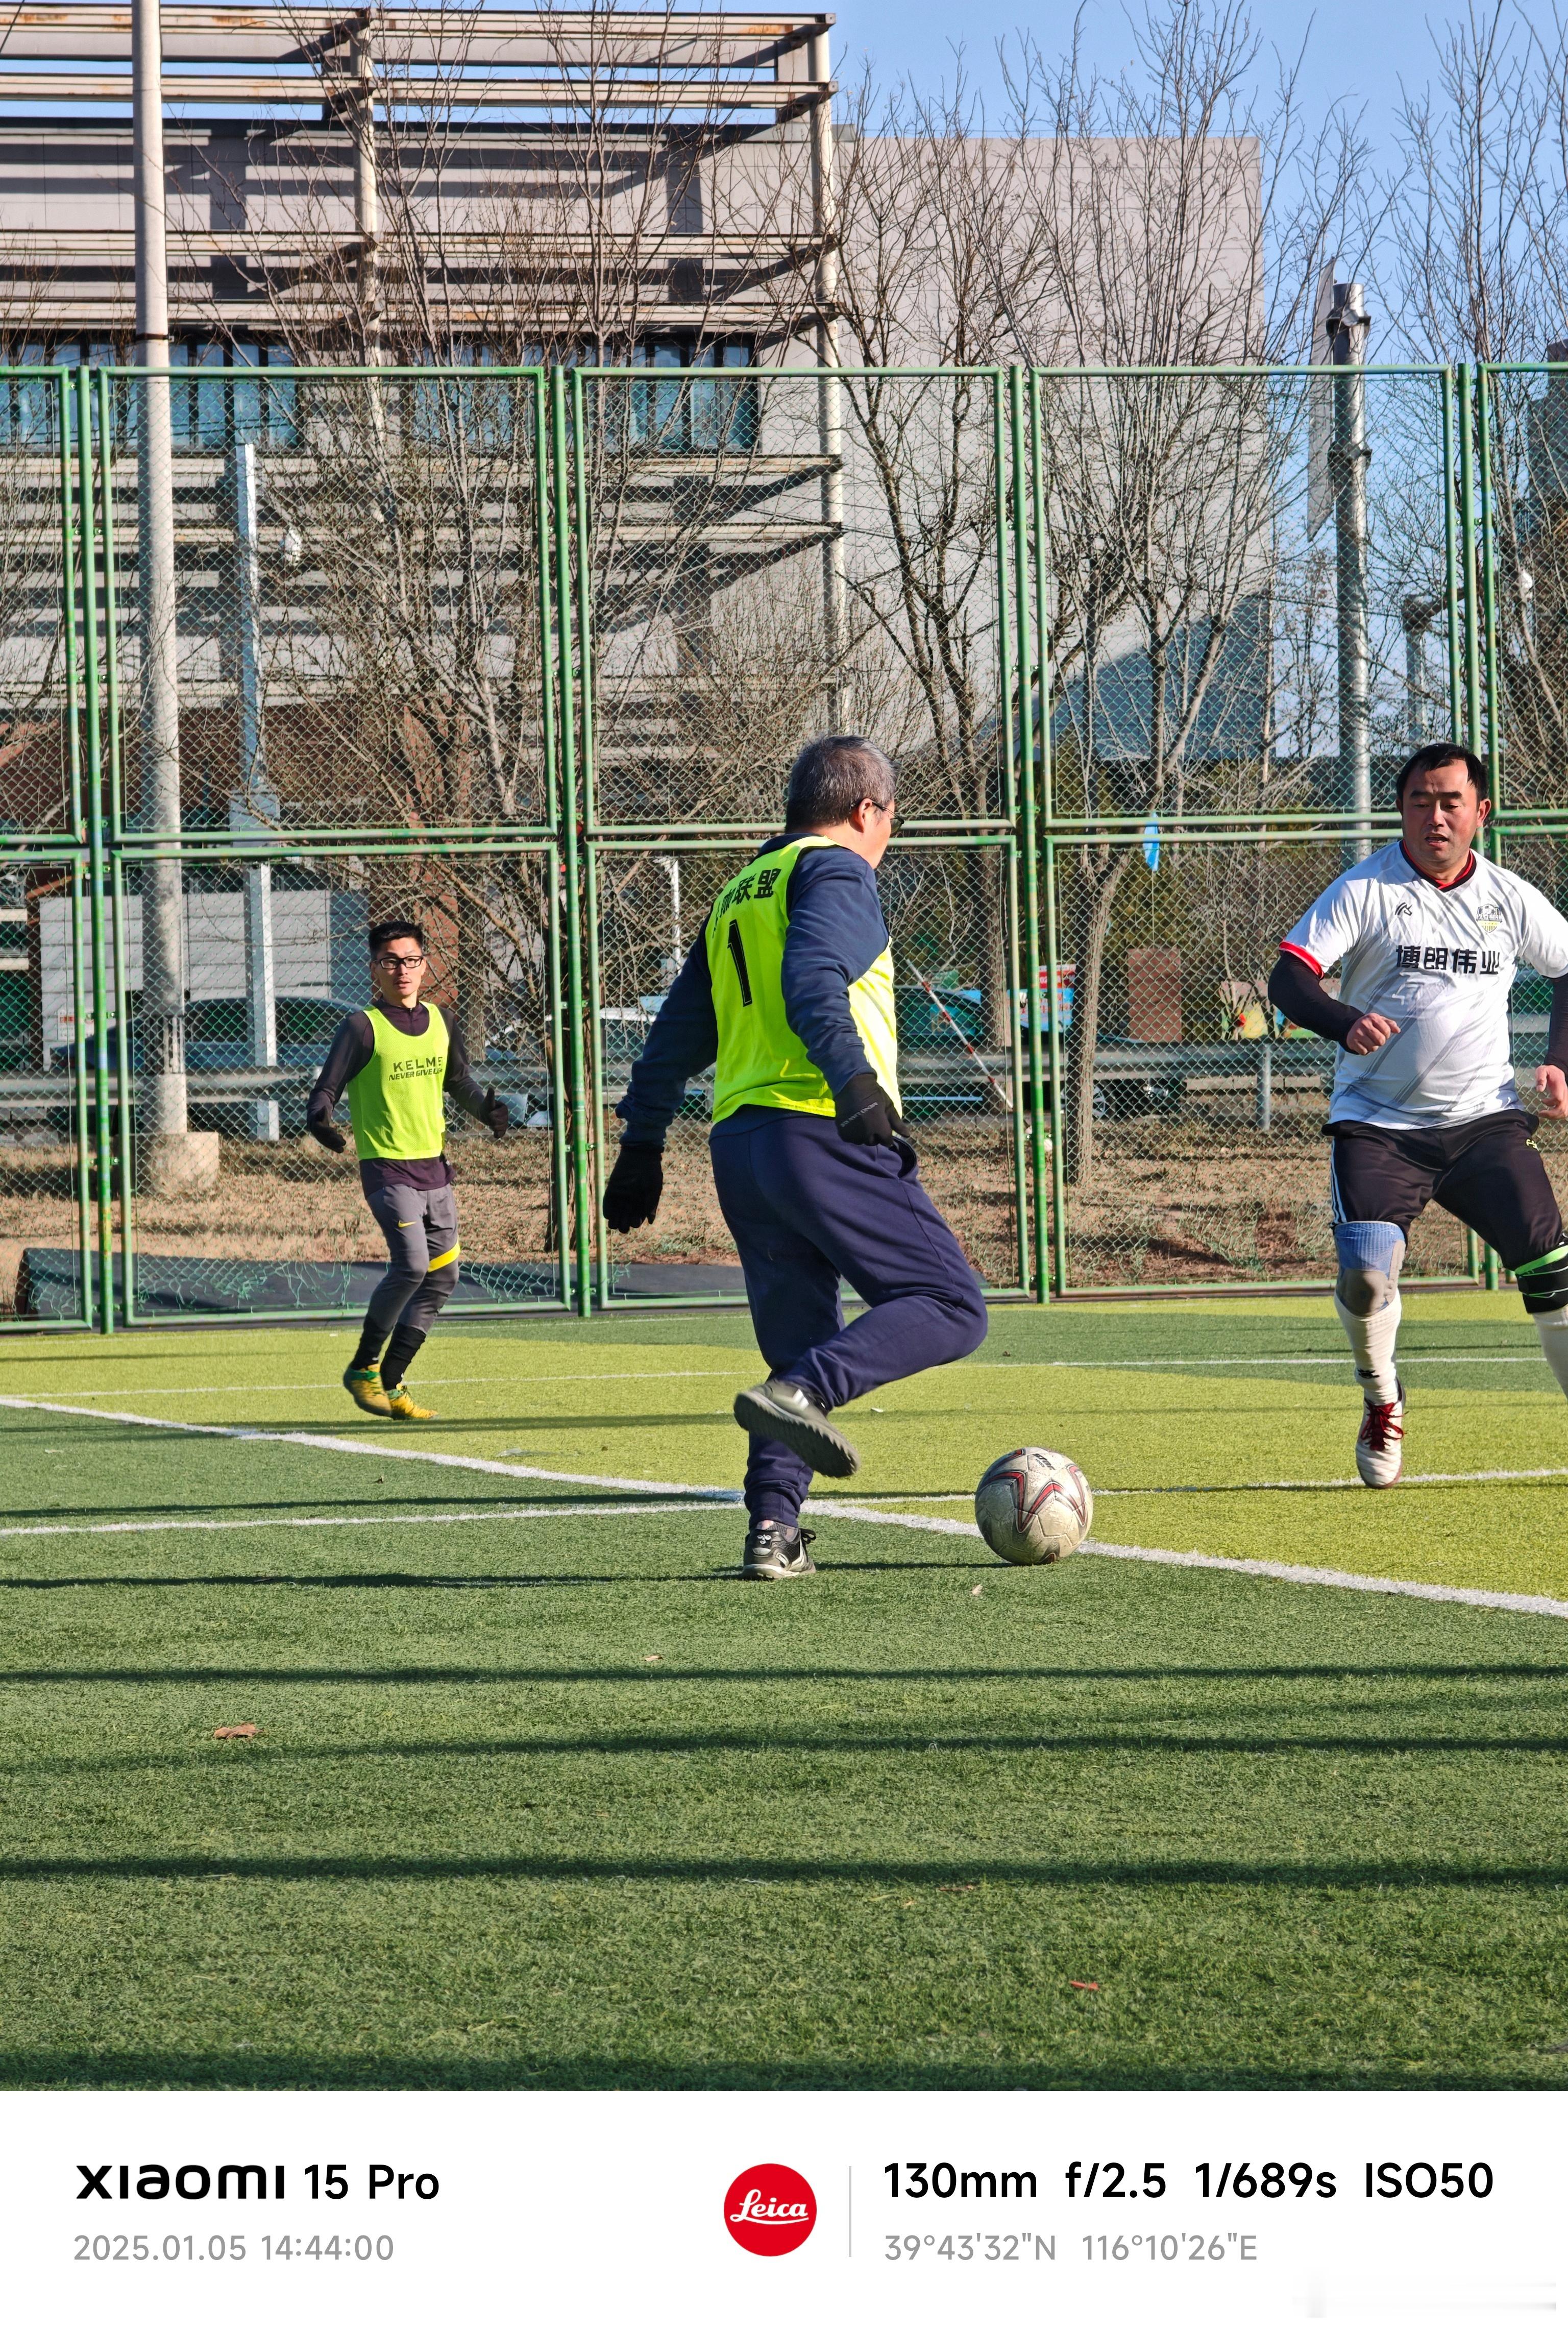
top-left (705, 836), bottom-right (900, 1123)
top-left (345, 1006), bottom-right (450, 1159)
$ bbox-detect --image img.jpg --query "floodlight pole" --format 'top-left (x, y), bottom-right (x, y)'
top-left (133, 0), bottom-right (190, 1177)
top-left (1329, 282), bottom-right (1372, 867)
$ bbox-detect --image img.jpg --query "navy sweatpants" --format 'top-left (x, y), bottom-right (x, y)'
top-left (709, 1103), bottom-right (989, 1522)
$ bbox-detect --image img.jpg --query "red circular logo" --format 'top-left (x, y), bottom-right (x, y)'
top-left (723, 2163), bottom-right (817, 2255)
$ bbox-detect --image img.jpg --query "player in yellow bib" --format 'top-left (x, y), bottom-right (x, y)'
top-left (307, 918), bottom-right (508, 1420)
top-left (605, 736), bottom-right (988, 1579)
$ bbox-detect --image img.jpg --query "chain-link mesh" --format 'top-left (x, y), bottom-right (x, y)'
top-left (1039, 368), bottom-right (1457, 828)
top-left (590, 837), bottom-right (1026, 1296)
top-left (1483, 365), bottom-right (1568, 815)
top-left (0, 856), bottom-right (91, 1326)
top-left (1490, 823), bottom-right (1568, 1267)
top-left (1039, 367), bottom-right (1474, 1288)
top-left (578, 368), bottom-right (1022, 1296)
top-left (7, 360), bottom-right (1542, 1321)
top-left (103, 368), bottom-right (553, 837)
top-left (0, 371), bottom-right (77, 843)
top-left (113, 845), bottom-right (566, 1321)
top-left (581, 369), bottom-right (1008, 828)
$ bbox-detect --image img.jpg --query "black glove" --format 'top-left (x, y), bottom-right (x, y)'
top-left (603, 1141), bottom-right (664, 1231)
top-left (834, 1071), bottom-right (910, 1150)
top-left (308, 1114), bottom-right (347, 1154)
top-left (484, 1085), bottom-right (509, 1139)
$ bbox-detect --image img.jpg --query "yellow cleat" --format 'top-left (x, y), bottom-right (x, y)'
top-left (386, 1386), bottom-right (437, 1421)
top-left (343, 1365), bottom-right (391, 1417)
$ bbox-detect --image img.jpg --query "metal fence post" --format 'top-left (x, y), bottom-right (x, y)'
top-left (550, 368), bottom-right (594, 1317)
top-left (532, 370), bottom-right (573, 1309)
top-left (1441, 369), bottom-right (1464, 743)
top-left (1030, 371), bottom-right (1068, 1296)
top-left (1457, 365), bottom-right (1483, 759)
top-left (992, 371), bottom-right (1031, 1297)
top-left (76, 366), bottom-right (115, 1331)
top-left (1476, 365), bottom-right (1507, 1291)
top-left (570, 368), bottom-right (613, 1314)
top-left (1445, 369), bottom-right (1481, 1283)
top-left (94, 370), bottom-right (138, 1314)
top-left (1456, 363), bottom-right (1500, 1289)
top-left (1477, 366), bottom-right (1503, 841)
top-left (1041, 835), bottom-right (1069, 1295)
top-left (1011, 366), bottom-right (1049, 1301)
top-left (55, 369), bottom-right (94, 1327)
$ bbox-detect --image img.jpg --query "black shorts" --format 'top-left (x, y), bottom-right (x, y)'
top-left (1329, 1110), bottom-right (1563, 1269)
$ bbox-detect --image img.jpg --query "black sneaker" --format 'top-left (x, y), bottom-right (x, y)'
top-left (740, 1521), bottom-right (818, 1581)
top-left (733, 1377), bottom-right (860, 1478)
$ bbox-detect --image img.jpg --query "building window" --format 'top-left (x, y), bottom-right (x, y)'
top-left (170, 341), bottom-right (298, 450)
top-left (626, 338), bottom-right (755, 452)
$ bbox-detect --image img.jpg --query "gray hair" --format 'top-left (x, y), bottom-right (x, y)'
top-left (784, 735), bottom-right (897, 829)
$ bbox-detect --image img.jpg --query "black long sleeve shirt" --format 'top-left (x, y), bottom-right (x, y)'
top-left (616, 835), bottom-right (891, 1146)
top-left (307, 1001), bottom-right (491, 1194)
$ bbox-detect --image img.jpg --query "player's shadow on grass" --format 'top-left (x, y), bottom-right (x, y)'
top-left (7, 1722), bottom-right (1568, 1781)
top-left (0, 2047), bottom-right (1550, 2092)
top-left (3, 1849), bottom-right (1566, 1889)
top-left (0, 1557), bottom-right (1004, 1588)
top-left (240, 1413), bottom-right (738, 1436)
top-left (0, 1570), bottom-right (724, 1594)
top-left (2, 1658), bottom-right (1561, 1685)
top-left (0, 1491), bottom-right (710, 1525)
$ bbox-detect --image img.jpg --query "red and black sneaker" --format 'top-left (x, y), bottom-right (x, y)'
top-left (1355, 1382), bottom-right (1405, 1489)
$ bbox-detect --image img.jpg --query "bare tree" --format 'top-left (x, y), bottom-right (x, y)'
top-left (1386, 3), bottom-right (1568, 813)
top-left (832, 0), bottom-right (1358, 1178)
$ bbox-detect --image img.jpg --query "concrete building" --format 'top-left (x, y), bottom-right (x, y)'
top-left (0, 3), bottom-right (836, 361)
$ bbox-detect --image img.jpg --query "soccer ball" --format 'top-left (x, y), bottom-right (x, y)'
top-left (974, 1446), bottom-right (1093, 1565)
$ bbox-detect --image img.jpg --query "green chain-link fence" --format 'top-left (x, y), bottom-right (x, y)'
top-left (5, 358), bottom-right (1566, 1328)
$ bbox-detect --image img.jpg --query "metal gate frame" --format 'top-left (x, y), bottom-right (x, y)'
top-left (17, 353), bottom-right (1558, 1328)
top-left (0, 366), bottom-right (99, 1333)
top-left (568, 361), bottom-right (1051, 1310)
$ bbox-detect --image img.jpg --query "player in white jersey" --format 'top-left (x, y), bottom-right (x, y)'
top-left (1267, 742), bottom-right (1568, 1485)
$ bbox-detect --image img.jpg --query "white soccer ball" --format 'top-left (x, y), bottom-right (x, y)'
top-left (974, 1446), bottom-right (1093, 1566)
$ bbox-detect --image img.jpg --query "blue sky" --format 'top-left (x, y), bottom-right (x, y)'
top-left (827, 0), bottom-right (1464, 163)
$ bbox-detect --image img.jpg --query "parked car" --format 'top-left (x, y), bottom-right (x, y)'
top-left (51, 994), bottom-right (361, 1077)
top-left (896, 982), bottom-right (987, 1050)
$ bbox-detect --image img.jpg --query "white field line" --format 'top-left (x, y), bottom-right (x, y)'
top-left (1082, 1538), bottom-right (1568, 1623)
top-left (9, 1396), bottom-right (1568, 1502)
top-left (0, 1502), bottom-right (724, 1544)
top-left (973, 1354), bottom-right (1548, 1370)
top-left (1100, 1465), bottom-right (1568, 1493)
top-left (0, 1397), bottom-right (742, 1500)
top-left (8, 1354), bottom-right (1553, 1405)
top-left (4, 1393), bottom-right (1567, 1624)
top-left (775, 1465), bottom-right (1568, 1502)
top-left (14, 1369), bottom-right (753, 1401)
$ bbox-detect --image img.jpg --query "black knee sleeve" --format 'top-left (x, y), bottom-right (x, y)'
top-left (1515, 1244), bottom-right (1568, 1315)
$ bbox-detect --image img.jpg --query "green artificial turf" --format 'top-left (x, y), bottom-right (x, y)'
top-left (1, 1300), bottom-right (1566, 2090)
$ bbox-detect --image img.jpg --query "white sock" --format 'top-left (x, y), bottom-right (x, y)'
top-left (1335, 1290), bottom-right (1401, 1405)
top-left (1535, 1304), bottom-right (1568, 1397)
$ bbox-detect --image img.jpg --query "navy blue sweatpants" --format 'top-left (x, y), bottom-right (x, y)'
top-left (709, 1103), bottom-right (989, 1522)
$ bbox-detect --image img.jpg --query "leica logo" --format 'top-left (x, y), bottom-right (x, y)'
top-left (731, 2191), bottom-right (809, 2223)
top-left (723, 2164), bottom-right (817, 2255)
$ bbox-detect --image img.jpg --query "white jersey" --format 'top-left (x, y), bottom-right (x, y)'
top-left (1281, 841), bottom-right (1568, 1129)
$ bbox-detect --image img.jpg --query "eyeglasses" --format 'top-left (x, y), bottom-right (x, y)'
top-left (861, 799), bottom-right (901, 832)
top-left (375, 951), bottom-right (426, 970)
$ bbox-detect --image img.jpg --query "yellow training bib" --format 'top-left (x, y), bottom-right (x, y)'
top-left (705, 836), bottom-right (900, 1123)
top-left (345, 1006), bottom-right (450, 1159)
